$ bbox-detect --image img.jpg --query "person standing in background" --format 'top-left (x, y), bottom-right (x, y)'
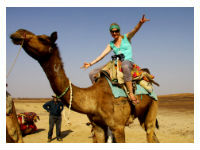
top-left (43, 95), bottom-right (64, 142)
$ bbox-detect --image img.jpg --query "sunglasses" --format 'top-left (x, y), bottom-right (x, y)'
top-left (110, 29), bottom-right (120, 33)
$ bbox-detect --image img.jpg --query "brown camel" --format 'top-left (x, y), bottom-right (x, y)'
top-left (10, 29), bottom-right (159, 143)
top-left (6, 92), bottom-right (23, 143)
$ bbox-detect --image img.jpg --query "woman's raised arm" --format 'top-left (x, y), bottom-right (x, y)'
top-left (126, 14), bottom-right (150, 41)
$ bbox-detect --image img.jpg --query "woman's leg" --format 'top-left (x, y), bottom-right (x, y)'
top-left (89, 66), bottom-right (103, 84)
top-left (121, 60), bottom-right (139, 104)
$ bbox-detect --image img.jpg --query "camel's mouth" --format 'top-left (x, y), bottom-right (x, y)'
top-left (10, 33), bottom-right (24, 45)
top-left (10, 29), bottom-right (35, 45)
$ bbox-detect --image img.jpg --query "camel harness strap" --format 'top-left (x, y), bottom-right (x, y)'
top-left (56, 81), bottom-right (73, 127)
top-left (56, 86), bottom-right (69, 99)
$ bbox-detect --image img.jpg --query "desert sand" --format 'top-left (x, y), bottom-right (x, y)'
top-left (13, 93), bottom-right (194, 143)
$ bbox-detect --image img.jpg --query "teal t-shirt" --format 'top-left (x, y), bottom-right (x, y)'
top-left (110, 34), bottom-right (133, 62)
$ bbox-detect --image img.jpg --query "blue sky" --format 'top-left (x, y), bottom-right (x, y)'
top-left (6, 7), bottom-right (194, 98)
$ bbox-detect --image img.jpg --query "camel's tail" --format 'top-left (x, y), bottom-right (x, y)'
top-left (156, 119), bottom-right (159, 129)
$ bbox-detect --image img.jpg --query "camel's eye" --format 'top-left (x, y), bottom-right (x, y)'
top-left (38, 37), bottom-right (50, 45)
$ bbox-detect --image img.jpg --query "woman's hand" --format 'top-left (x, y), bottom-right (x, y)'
top-left (81, 45), bottom-right (111, 70)
top-left (127, 14), bottom-right (150, 40)
top-left (81, 62), bottom-right (91, 69)
top-left (140, 14), bottom-right (150, 23)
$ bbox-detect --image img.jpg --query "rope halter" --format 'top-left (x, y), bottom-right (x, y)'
top-left (56, 80), bottom-right (73, 127)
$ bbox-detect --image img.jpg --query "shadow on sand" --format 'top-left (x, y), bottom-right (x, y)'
top-left (22, 128), bottom-right (46, 137)
top-left (51, 129), bottom-right (73, 141)
top-left (61, 129), bottom-right (73, 138)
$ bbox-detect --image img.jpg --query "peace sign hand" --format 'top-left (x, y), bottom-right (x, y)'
top-left (140, 14), bottom-right (150, 23)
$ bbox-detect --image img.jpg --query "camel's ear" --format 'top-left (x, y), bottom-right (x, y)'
top-left (50, 32), bottom-right (57, 43)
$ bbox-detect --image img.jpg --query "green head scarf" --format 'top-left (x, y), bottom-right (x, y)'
top-left (109, 24), bottom-right (120, 31)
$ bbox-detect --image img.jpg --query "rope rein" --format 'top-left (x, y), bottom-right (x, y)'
top-left (66, 80), bottom-right (73, 126)
top-left (61, 80), bottom-right (73, 127)
top-left (7, 39), bottom-right (24, 78)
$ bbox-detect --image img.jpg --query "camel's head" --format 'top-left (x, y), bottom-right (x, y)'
top-left (10, 29), bottom-right (57, 61)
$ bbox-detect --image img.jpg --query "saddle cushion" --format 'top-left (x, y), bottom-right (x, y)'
top-left (101, 61), bottom-right (155, 85)
top-left (18, 112), bottom-right (38, 123)
top-left (97, 61), bottom-right (157, 99)
top-left (17, 112), bottom-right (39, 133)
top-left (105, 77), bottom-right (158, 100)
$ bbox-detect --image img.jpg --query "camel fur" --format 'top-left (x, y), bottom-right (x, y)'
top-left (6, 93), bottom-right (23, 143)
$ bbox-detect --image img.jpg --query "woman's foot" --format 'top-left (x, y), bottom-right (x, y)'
top-left (129, 93), bottom-right (139, 105)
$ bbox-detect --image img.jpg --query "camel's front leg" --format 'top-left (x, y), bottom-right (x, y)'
top-left (87, 115), bottom-right (107, 143)
top-left (111, 125), bottom-right (125, 143)
top-left (92, 124), bottom-right (106, 143)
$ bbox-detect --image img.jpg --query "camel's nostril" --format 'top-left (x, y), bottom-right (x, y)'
top-left (10, 33), bottom-right (24, 45)
top-left (10, 34), bottom-right (14, 40)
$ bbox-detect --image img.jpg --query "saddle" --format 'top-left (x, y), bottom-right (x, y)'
top-left (17, 112), bottom-right (40, 134)
top-left (95, 58), bottom-right (159, 93)
top-left (18, 112), bottom-right (39, 124)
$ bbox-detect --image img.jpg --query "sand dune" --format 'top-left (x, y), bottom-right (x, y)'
top-left (13, 93), bottom-right (194, 143)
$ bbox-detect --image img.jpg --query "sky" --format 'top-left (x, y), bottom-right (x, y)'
top-left (6, 7), bottom-right (194, 98)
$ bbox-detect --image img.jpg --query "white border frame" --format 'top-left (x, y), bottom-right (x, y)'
top-left (1, 0), bottom-right (199, 149)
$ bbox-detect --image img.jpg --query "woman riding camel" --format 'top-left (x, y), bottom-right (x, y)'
top-left (81, 14), bottom-right (150, 105)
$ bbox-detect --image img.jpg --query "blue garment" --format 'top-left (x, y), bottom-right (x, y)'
top-left (110, 34), bottom-right (133, 62)
top-left (135, 84), bottom-right (158, 100)
top-left (43, 100), bottom-right (64, 116)
top-left (106, 77), bottom-right (158, 100)
top-left (106, 77), bottom-right (127, 97)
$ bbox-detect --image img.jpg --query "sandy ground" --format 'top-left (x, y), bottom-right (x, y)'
top-left (13, 93), bottom-right (194, 143)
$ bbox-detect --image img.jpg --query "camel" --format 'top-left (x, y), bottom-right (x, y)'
top-left (6, 92), bottom-right (23, 143)
top-left (10, 29), bottom-right (159, 143)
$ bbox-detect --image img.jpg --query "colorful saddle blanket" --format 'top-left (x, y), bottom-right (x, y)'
top-left (101, 60), bottom-right (155, 85)
top-left (18, 112), bottom-right (39, 123)
top-left (106, 77), bottom-right (158, 100)
top-left (17, 112), bottom-right (39, 133)
top-left (99, 61), bottom-right (156, 94)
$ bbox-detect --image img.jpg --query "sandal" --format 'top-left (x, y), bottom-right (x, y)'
top-left (129, 93), bottom-right (139, 105)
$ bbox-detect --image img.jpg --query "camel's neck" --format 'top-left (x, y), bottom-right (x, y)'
top-left (38, 48), bottom-right (94, 114)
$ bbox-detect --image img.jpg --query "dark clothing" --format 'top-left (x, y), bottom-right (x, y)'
top-left (48, 115), bottom-right (62, 139)
top-left (43, 100), bottom-right (64, 139)
top-left (43, 100), bottom-right (64, 116)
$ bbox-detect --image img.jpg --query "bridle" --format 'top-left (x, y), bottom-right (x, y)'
top-left (57, 80), bottom-right (73, 126)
